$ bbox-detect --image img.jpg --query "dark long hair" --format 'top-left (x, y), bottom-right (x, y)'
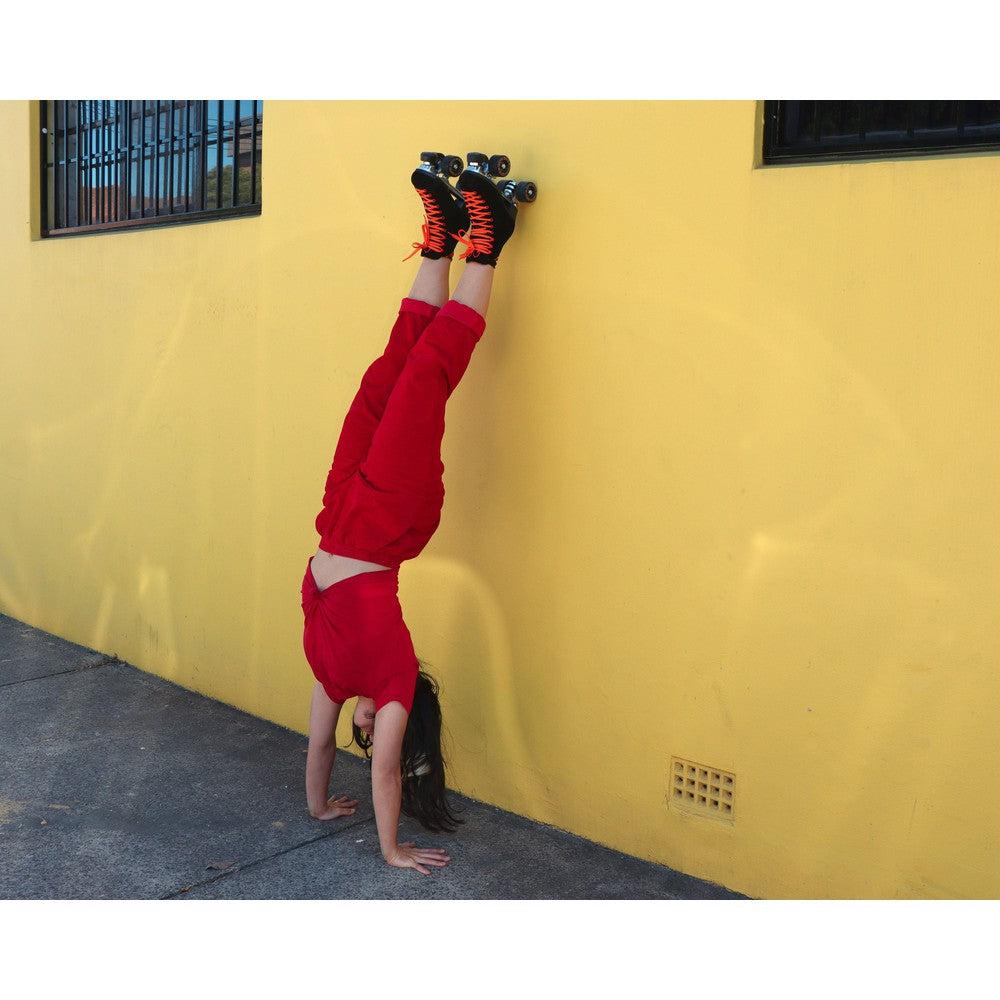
top-left (351, 663), bottom-right (463, 833)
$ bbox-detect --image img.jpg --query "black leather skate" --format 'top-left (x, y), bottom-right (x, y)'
top-left (405, 152), bottom-right (469, 261)
top-left (454, 152), bottom-right (536, 267)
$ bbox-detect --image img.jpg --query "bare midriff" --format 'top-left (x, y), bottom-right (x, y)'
top-left (310, 547), bottom-right (393, 593)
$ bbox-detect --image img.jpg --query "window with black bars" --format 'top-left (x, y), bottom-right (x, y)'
top-left (763, 101), bottom-right (1000, 164)
top-left (40, 100), bottom-right (262, 236)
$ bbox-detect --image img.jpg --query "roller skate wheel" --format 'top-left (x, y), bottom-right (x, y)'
top-left (441, 154), bottom-right (464, 177)
top-left (489, 154), bottom-right (511, 177)
top-left (515, 180), bottom-right (537, 203)
top-left (420, 151), bottom-right (444, 163)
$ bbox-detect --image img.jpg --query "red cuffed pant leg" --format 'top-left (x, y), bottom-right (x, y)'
top-left (319, 297), bottom-right (440, 508)
top-left (359, 299), bottom-right (487, 496)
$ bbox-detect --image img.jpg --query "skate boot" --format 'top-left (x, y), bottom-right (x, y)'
top-left (454, 151), bottom-right (537, 267)
top-left (405, 151), bottom-right (469, 261)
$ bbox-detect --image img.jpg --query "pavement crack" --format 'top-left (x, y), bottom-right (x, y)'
top-left (160, 815), bottom-right (376, 900)
top-left (0, 654), bottom-right (120, 689)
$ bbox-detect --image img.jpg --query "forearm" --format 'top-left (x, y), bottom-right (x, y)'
top-left (371, 764), bottom-right (403, 858)
top-left (305, 743), bottom-right (336, 815)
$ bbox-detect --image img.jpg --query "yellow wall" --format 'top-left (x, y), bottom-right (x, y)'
top-left (3, 100), bottom-right (999, 899)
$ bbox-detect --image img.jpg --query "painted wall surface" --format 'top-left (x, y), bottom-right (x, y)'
top-left (2, 100), bottom-right (999, 899)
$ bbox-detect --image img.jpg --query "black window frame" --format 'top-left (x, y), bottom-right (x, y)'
top-left (39, 100), bottom-right (263, 238)
top-left (762, 100), bottom-right (1000, 165)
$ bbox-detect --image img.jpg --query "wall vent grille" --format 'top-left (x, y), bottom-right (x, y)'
top-left (669, 756), bottom-right (735, 822)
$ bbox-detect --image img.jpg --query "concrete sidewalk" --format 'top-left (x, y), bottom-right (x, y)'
top-left (0, 613), bottom-right (744, 900)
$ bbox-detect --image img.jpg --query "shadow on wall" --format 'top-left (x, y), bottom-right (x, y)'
top-left (401, 554), bottom-right (554, 819)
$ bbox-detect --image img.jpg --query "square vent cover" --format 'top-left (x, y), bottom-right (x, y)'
top-left (669, 756), bottom-right (735, 823)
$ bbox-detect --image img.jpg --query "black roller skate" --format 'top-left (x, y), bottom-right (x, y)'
top-left (454, 152), bottom-right (537, 267)
top-left (405, 151), bottom-right (469, 261)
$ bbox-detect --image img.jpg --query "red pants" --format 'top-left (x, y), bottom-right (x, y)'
top-left (314, 297), bottom-right (486, 567)
top-left (301, 297), bottom-right (486, 711)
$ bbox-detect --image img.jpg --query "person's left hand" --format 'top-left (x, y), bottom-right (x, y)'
top-left (310, 795), bottom-right (359, 820)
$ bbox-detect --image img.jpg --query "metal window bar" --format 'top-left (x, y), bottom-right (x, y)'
top-left (103, 101), bottom-right (108, 222)
top-left (110, 101), bottom-right (115, 222)
top-left (41, 100), bottom-right (263, 237)
top-left (201, 102), bottom-right (208, 212)
top-left (39, 102), bottom-right (47, 228)
top-left (183, 101), bottom-right (191, 215)
top-left (81, 103), bottom-right (88, 226)
top-left (99, 101), bottom-right (105, 224)
top-left (62, 102), bottom-right (69, 227)
top-left (81, 103), bottom-right (85, 225)
top-left (216, 100), bottom-right (223, 211)
top-left (87, 103), bottom-right (93, 225)
top-left (75, 101), bottom-right (81, 229)
top-left (168, 101), bottom-right (175, 215)
top-left (51, 101), bottom-right (59, 228)
top-left (99, 101), bottom-right (105, 223)
top-left (250, 101), bottom-right (257, 201)
top-left (114, 101), bottom-right (120, 219)
top-left (100, 101), bottom-right (106, 223)
top-left (61, 101), bottom-right (69, 229)
top-left (138, 102), bottom-right (145, 219)
top-left (121, 100), bottom-right (129, 223)
top-left (110, 102), bottom-right (115, 222)
top-left (233, 100), bottom-right (241, 208)
top-left (154, 100), bottom-right (161, 217)
top-left (104, 101), bottom-right (111, 223)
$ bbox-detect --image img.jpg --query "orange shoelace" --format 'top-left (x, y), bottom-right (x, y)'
top-left (403, 187), bottom-right (449, 260)
top-left (455, 189), bottom-right (494, 261)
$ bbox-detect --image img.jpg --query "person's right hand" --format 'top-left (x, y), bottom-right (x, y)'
top-left (385, 842), bottom-right (451, 876)
top-left (309, 795), bottom-right (359, 821)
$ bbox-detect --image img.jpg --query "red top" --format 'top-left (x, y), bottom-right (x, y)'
top-left (301, 558), bottom-right (419, 712)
